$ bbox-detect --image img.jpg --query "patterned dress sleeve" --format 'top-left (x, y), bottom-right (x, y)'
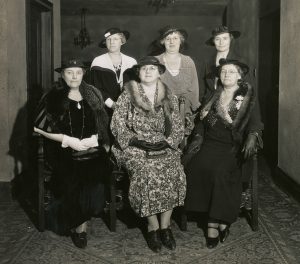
top-left (110, 91), bottom-right (136, 150)
top-left (165, 96), bottom-right (185, 149)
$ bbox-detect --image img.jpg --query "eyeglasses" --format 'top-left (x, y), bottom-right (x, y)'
top-left (220, 69), bottom-right (238, 75)
top-left (140, 65), bottom-right (158, 71)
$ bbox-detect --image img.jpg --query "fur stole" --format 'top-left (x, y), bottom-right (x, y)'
top-left (123, 79), bottom-right (174, 137)
top-left (200, 81), bottom-right (256, 143)
top-left (36, 79), bottom-right (109, 145)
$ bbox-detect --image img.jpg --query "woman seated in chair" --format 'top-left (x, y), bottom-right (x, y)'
top-left (34, 59), bottom-right (110, 249)
top-left (111, 56), bottom-right (186, 253)
top-left (184, 59), bottom-right (262, 249)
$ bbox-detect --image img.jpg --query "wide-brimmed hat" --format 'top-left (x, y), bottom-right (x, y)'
top-left (133, 56), bottom-right (166, 74)
top-left (158, 25), bottom-right (188, 41)
top-left (55, 59), bottom-right (88, 73)
top-left (216, 58), bottom-right (249, 76)
top-left (99, 27), bottom-right (130, 48)
top-left (205, 25), bottom-right (241, 46)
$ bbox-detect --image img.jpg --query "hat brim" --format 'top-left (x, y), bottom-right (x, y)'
top-left (99, 31), bottom-right (130, 48)
top-left (160, 28), bottom-right (188, 41)
top-left (55, 65), bottom-right (88, 73)
top-left (216, 59), bottom-right (249, 76)
top-left (205, 30), bottom-right (241, 46)
top-left (132, 62), bottom-right (166, 75)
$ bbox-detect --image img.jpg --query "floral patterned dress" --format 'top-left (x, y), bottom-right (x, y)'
top-left (111, 82), bottom-right (186, 217)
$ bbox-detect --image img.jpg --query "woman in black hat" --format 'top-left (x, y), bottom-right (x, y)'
top-left (184, 59), bottom-right (262, 249)
top-left (202, 25), bottom-right (242, 101)
top-left (111, 56), bottom-right (186, 253)
top-left (34, 59), bottom-right (110, 248)
top-left (90, 28), bottom-right (137, 117)
top-left (154, 26), bottom-right (200, 135)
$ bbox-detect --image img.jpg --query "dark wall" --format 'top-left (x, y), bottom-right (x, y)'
top-left (61, 14), bottom-right (223, 70)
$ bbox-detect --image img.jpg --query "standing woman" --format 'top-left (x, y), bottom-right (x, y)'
top-left (111, 56), bottom-right (186, 253)
top-left (202, 25), bottom-right (242, 101)
top-left (91, 28), bottom-right (137, 117)
top-left (185, 59), bottom-right (263, 248)
top-left (155, 26), bottom-right (200, 132)
top-left (34, 59), bottom-right (110, 248)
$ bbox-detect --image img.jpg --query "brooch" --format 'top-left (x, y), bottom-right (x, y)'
top-left (235, 95), bottom-right (244, 110)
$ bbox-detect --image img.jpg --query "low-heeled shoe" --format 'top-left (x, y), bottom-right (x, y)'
top-left (206, 235), bottom-right (219, 249)
top-left (160, 228), bottom-right (176, 250)
top-left (70, 231), bottom-right (87, 249)
top-left (146, 230), bottom-right (162, 253)
top-left (219, 226), bottom-right (230, 243)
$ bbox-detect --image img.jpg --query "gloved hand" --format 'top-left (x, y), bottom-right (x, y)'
top-left (185, 134), bottom-right (203, 155)
top-left (146, 141), bottom-right (169, 151)
top-left (129, 137), bottom-right (151, 151)
top-left (62, 135), bottom-right (89, 151)
top-left (129, 138), bottom-right (169, 151)
top-left (81, 135), bottom-right (99, 148)
top-left (181, 134), bottom-right (203, 166)
top-left (242, 133), bottom-right (257, 159)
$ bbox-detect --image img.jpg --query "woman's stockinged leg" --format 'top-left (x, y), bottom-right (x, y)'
top-left (160, 209), bottom-right (173, 229)
top-left (75, 221), bottom-right (87, 233)
top-left (147, 215), bottom-right (160, 231)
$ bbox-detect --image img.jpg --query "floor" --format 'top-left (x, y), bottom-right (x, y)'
top-left (1, 158), bottom-right (300, 264)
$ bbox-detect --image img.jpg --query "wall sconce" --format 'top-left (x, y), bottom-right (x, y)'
top-left (74, 8), bottom-right (91, 49)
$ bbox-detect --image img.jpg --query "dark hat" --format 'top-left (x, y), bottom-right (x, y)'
top-left (55, 59), bottom-right (87, 73)
top-left (99, 27), bottom-right (130, 48)
top-left (216, 58), bottom-right (249, 76)
top-left (205, 25), bottom-right (241, 46)
top-left (158, 25), bottom-right (188, 41)
top-left (133, 56), bottom-right (166, 74)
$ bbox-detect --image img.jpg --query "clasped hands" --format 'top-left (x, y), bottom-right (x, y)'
top-left (129, 137), bottom-right (169, 151)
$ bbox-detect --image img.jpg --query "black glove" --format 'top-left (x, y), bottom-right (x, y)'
top-left (146, 141), bottom-right (169, 151)
top-left (129, 138), bottom-right (169, 151)
top-left (242, 133), bottom-right (257, 159)
top-left (181, 134), bottom-right (203, 166)
top-left (129, 137), bottom-right (149, 151)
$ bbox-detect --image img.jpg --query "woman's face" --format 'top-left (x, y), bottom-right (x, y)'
top-left (106, 33), bottom-right (123, 53)
top-left (214, 32), bottom-right (231, 52)
top-left (62, 67), bottom-right (84, 89)
top-left (139, 65), bottom-right (160, 84)
top-left (220, 64), bottom-right (241, 87)
top-left (163, 32), bottom-right (181, 53)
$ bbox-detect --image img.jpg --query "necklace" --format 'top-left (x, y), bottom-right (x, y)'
top-left (68, 102), bottom-right (85, 139)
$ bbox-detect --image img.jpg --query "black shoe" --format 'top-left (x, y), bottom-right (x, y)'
top-left (70, 231), bottom-right (87, 249)
top-left (160, 228), bottom-right (176, 250)
top-left (206, 227), bottom-right (219, 249)
top-left (219, 226), bottom-right (230, 243)
top-left (146, 230), bottom-right (162, 253)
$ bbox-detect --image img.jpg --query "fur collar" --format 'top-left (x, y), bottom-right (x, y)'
top-left (201, 81), bottom-right (255, 138)
top-left (123, 79), bottom-right (174, 137)
top-left (43, 80), bottom-right (109, 145)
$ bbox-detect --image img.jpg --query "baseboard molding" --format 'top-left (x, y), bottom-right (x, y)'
top-left (274, 167), bottom-right (300, 203)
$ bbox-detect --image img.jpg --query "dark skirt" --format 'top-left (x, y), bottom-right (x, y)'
top-left (46, 147), bottom-right (109, 235)
top-left (185, 139), bottom-right (242, 224)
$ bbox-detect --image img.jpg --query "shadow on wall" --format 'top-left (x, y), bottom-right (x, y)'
top-left (8, 96), bottom-right (43, 228)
